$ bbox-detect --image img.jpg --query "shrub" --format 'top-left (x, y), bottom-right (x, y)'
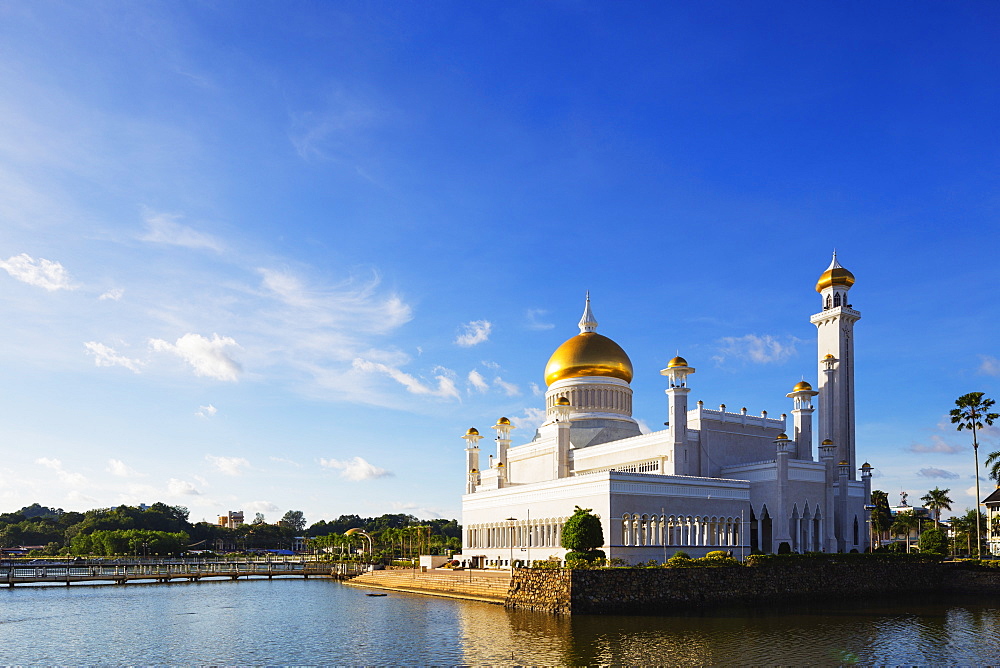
top-left (671, 550), bottom-right (691, 559)
top-left (705, 550), bottom-right (729, 559)
top-left (918, 527), bottom-right (949, 556)
top-left (565, 549), bottom-right (605, 562)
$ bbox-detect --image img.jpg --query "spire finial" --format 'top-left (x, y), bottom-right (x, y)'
top-left (579, 291), bottom-right (598, 333)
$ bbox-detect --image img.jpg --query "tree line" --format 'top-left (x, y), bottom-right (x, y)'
top-left (0, 502), bottom-right (460, 558)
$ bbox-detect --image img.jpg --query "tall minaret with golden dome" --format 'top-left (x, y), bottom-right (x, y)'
top-left (809, 252), bottom-right (860, 479)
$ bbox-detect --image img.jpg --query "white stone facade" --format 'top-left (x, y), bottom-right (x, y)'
top-left (458, 256), bottom-right (872, 566)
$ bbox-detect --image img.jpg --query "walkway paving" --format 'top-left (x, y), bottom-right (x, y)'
top-left (344, 568), bottom-right (512, 603)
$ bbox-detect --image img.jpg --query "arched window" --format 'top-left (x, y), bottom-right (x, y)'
top-left (833, 292), bottom-right (842, 307)
top-left (825, 295), bottom-right (832, 309)
top-left (853, 516), bottom-right (859, 546)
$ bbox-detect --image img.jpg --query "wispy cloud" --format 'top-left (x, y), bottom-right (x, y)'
top-left (84, 341), bottom-right (144, 373)
top-left (107, 459), bottom-right (144, 478)
top-left (515, 407), bottom-right (547, 435)
top-left (205, 455), bottom-right (250, 476)
top-left (269, 456), bottom-right (300, 467)
top-left (979, 355), bottom-right (1000, 376)
top-left (907, 436), bottom-right (965, 454)
top-left (467, 370), bottom-right (489, 393)
top-left (713, 334), bottom-right (801, 365)
top-left (494, 376), bottom-right (520, 396)
top-left (150, 333), bottom-right (242, 381)
top-left (0, 253), bottom-right (77, 291)
top-left (99, 288), bottom-right (124, 301)
top-left (244, 500), bottom-right (280, 513)
top-left (288, 89), bottom-right (380, 162)
top-left (525, 309), bottom-right (554, 331)
top-left (319, 456), bottom-right (392, 481)
top-left (530, 383), bottom-right (543, 397)
top-left (35, 457), bottom-right (87, 487)
top-left (195, 404), bottom-right (217, 418)
top-left (455, 320), bottom-right (492, 347)
top-left (352, 358), bottom-right (460, 400)
top-left (917, 467), bottom-right (960, 479)
top-left (140, 211), bottom-right (224, 252)
top-left (167, 478), bottom-right (201, 496)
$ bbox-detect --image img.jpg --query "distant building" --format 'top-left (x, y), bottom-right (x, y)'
top-left (983, 488), bottom-right (1000, 556)
top-left (458, 255), bottom-right (872, 567)
top-left (218, 511), bottom-right (245, 529)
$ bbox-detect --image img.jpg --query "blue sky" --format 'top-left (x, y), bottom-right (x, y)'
top-left (1, 1), bottom-right (998, 525)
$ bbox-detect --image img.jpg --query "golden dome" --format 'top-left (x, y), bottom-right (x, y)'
top-left (776, 433), bottom-right (789, 440)
top-left (496, 417), bottom-right (511, 425)
top-left (667, 355), bottom-right (689, 368)
top-left (815, 253), bottom-right (855, 293)
top-left (792, 380), bottom-right (813, 392)
top-left (465, 427), bottom-right (479, 436)
top-left (824, 353), bottom-right (835, 360)
top-left (838, 460), bottom-right (849, 466)
top-left (544, 332), bottom-right (633, 386)
top-left (555, 396), bottom-right (570, 406)
top-left (821, 438), bottom-right (834, 446)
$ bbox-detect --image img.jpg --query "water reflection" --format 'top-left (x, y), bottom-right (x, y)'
top-left (459, 595), bottom-right (1000, 665)
top-left (1, 579), bottom-right (997, 665)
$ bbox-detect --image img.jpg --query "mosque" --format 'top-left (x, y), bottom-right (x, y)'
top-left (457, 254), bottom-right (872, 566)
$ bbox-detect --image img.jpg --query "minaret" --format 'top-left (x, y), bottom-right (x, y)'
top-left (819, 438), bottom-right (837, 551)
top-left (773, 433), bottom-right (795, 550)
top-left (552, 396), bottom-right (573, 478)
top-left (462, 427), bottom-right (482, 494)
top-left (661, 356), bottom-right (695, 476)
top-left (492, 417), bottom-right (515, 487)
top-left (786, 380), bottom-right (819, 460)
top-left (810, 252), bottom-right (860, 479)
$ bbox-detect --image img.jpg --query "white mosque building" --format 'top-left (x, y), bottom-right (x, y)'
top-left (457, 255), bottom-right (872, 566)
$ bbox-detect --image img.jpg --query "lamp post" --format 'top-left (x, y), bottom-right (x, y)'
top-left (344, 528), bottom-right (373, 565)
top-left (506, 517), bottom-right (516, 569)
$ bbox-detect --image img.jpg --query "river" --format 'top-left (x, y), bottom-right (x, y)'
top-left (2, 578), bottom-right (998, 665)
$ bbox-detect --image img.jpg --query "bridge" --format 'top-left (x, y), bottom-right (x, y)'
top-left (1, 558), bottom-right (367, 587)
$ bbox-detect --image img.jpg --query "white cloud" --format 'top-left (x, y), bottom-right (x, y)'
top-left (917, 467), bottom-right (960, 479)
top-left (525, 309), bottom-right (554, 331)
top-left (0, 253), bottom-right (77, 291)
top-left (269, 456), bottom-right (300, 467)
top-left (107, 459), bottom-right (144, 478)
top-left (713, 334), bottom-right (801, 365)
top-left (35, 457), bottom-right (87, 487)
top-left (196, 404), bottom-right (218, 418)
top-left (455, 320), bottom-right (492, 347)
top-left (319, 456), bottom-right (392, 481)
top-left (515, 407), bottom-right (548, 435)
top-left (467, 370), bottom-right (489, 393)
top-left (244, 500), bottom-right (280, 513)
top-left (530, 382), bottom-right (543, 397)
top-left (205, 455), bottom-right (250, 476)
top-left (352, 358), bottom-right (460, 400)
top-left (167, 478), bottom-right (201, 496)
top-left (980, 355), bottom-right (1000, 376)
top-left (84, 341), bottom-right (143, 373)
top-left (140, 211), bottom-right (224, 252)
top-left (150, 333), bottom-right (242, 381)
top-left (494, 376), bottom-right (520, 397)
top-left (908, 435), bottom-right (965, 454)
top-left (99, 288), bottom-right (124, 301)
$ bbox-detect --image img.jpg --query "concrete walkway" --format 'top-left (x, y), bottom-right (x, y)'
top-left (344, 568), bottom-right (512, 604)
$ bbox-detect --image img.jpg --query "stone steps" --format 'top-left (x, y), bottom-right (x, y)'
top-left (345, 569), bottom-right (512, 602)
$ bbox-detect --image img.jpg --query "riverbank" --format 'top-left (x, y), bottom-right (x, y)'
top-left (343, 559), bottom-right (1000, 614)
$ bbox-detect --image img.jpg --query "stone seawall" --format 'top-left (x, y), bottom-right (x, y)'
top-left (506, 563), bottom-right (1000, 615)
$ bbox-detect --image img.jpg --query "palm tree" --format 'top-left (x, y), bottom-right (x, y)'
top-left (921, 487), bottom-right (954, 529)
top-left (891, 510), bottom-right (919, 553)
top-left (951, 392), bottom-right (999, 557)
top-left (985, 450), bottom-right (1000, 484)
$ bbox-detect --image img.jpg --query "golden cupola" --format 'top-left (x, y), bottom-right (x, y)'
top-left (815, 251), bottom-right (855, 293)
top-left (544, 293), bottom-right (633, 387)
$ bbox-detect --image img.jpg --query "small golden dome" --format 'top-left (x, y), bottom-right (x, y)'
top-left (465, 427), bottom-right (479, 436)
top-left (497, 417), bottom-right (511, 425)
top-left (776, 433), bottom-right (789, 440)
top-left (824, 353), bottom-right (835, 360)
top-left (838, 460), bottom-right (849, 466)
top-left (792, 380), bottom-right (813, 392)
top-left (544, 332), bottom-right (633, 386)
top-left (470, 468), bottom-right (478, 473)
top-left (815, 253), bottom-right (855, 293)
top-left (821, 438), bottom-right (834, 445)
top-left (667, 355), bottom-right (688, 368)
top-left (555, 396), bottom-right (570, 406)
top-left (861, 462), bottom-right (872, 469)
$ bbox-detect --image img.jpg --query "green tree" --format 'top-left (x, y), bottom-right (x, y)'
top-left (279, 510), bottom-right (306, 532)
top-left (871, 490), bottom-right (893, 545)
top-left (560, 506), bottom-right (605, 560)
top-left (951, 392), bottom-right (999, 556)
top-left (920, 487), bottom-right (953, 529)
top-left (918, 527), bottom-right (949, 556)
top-left (891, 510), bottom-right (919, 553)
